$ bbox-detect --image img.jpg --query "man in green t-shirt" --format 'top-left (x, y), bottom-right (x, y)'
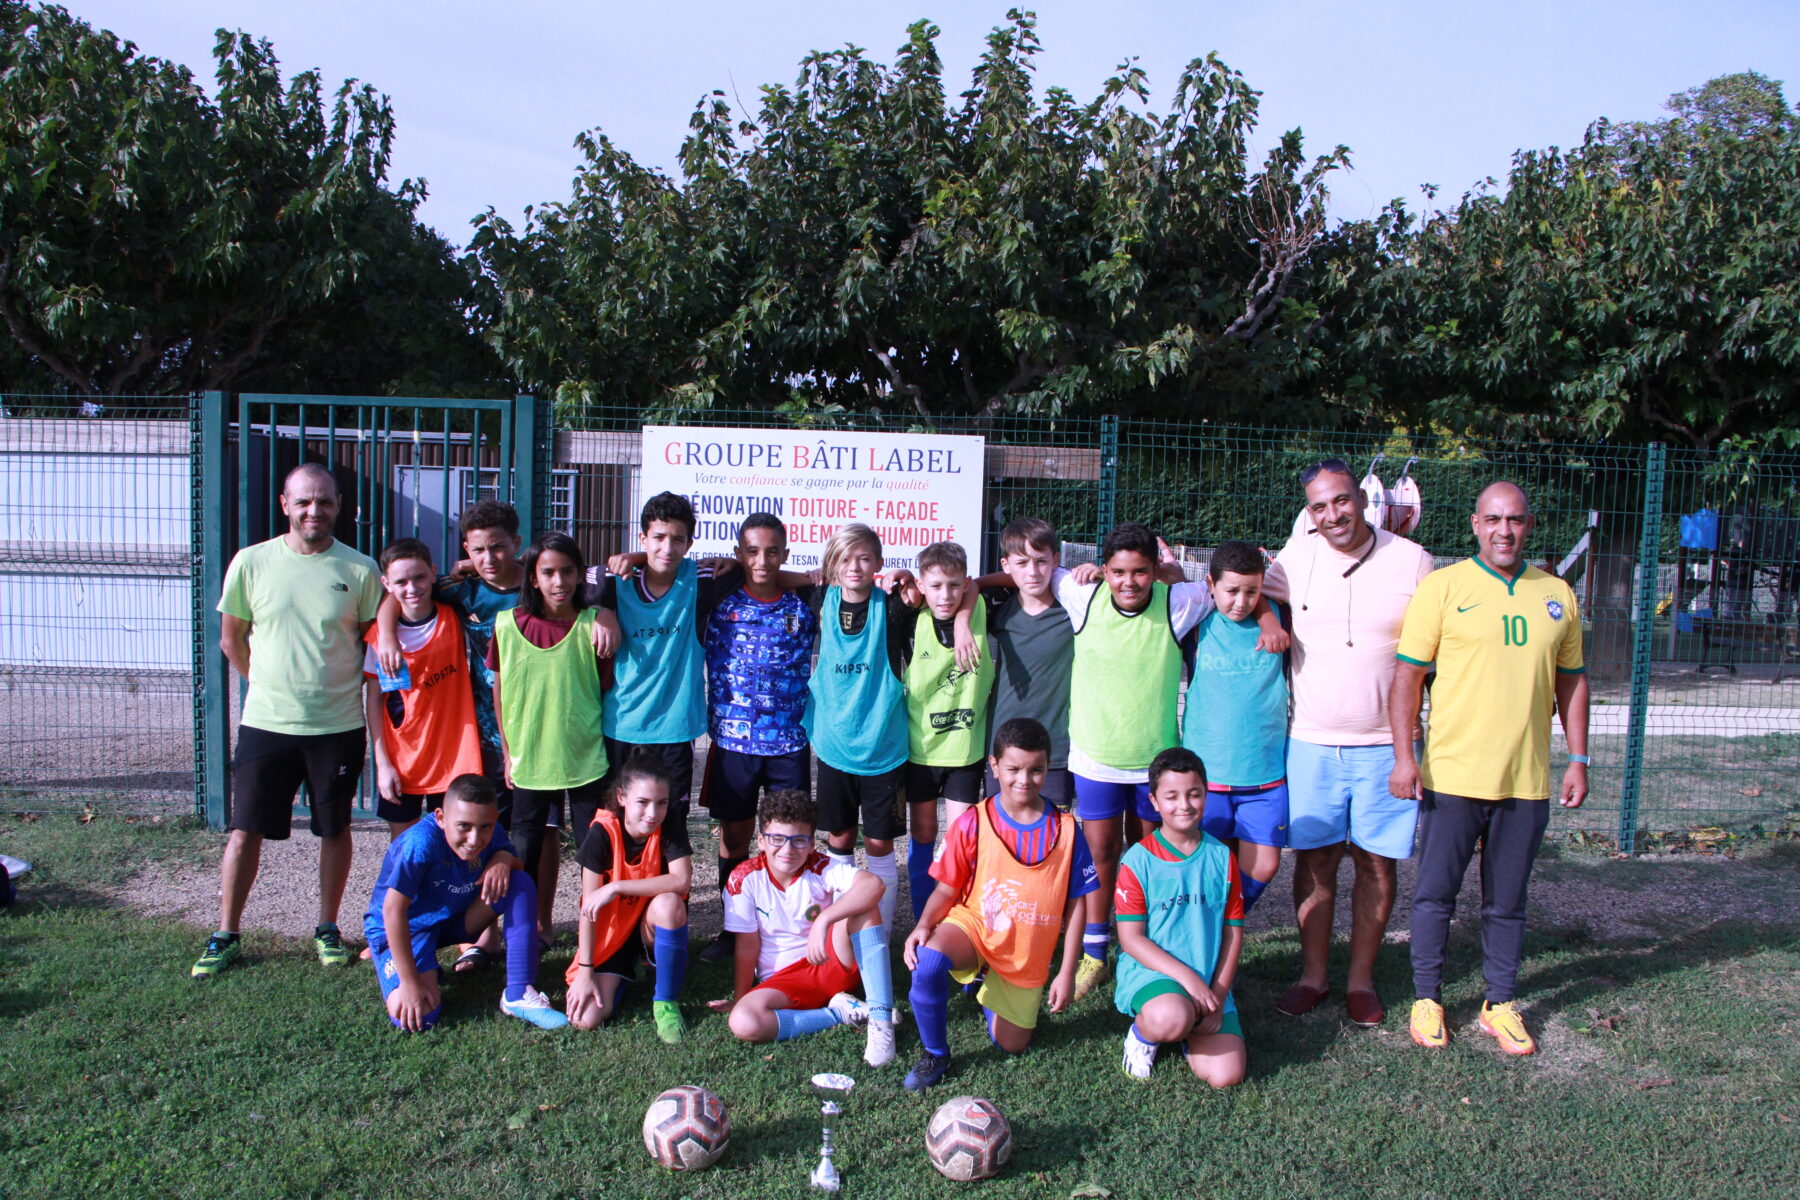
top-left (192, 464), bottom-right (384, 978)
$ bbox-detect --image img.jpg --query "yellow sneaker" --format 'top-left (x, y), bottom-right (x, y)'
top-left (1409, 998), bottom-right (1450, 1048)
top-left (1479, 1001), bottom-right (1536, 1056)
top-left (1073, 954), bottom-right (1108, 1002)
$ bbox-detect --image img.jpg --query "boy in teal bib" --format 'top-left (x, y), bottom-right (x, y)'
top-left (1114, 746), bottom-right (1246, 1088)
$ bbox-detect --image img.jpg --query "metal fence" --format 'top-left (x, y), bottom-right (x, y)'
top-left (3, 394), bottom-right (1796, 850)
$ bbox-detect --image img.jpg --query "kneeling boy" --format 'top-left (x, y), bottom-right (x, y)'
top-left (565, 755), bottom-right (692, 1042)
top-left (1115, 747), bottom-right (1246, 1087)
top-left (902, 718), bottom-right (1097, 1091)
top-left (711, 789), bottom-right (898, 1067)
top-left (364, 774), bottom-right (566, 1031)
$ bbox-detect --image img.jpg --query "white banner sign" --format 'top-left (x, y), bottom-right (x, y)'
top-left (639, 425), bottom-right (986, 570)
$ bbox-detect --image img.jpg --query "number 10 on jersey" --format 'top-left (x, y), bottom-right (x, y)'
top-left (1501, 614), bottom-right (1529, 646)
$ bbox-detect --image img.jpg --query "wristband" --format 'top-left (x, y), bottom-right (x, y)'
top-left (1568, 753), bottom-right (1590, 766)
top-left (576, 961), bottom-right (598, 970)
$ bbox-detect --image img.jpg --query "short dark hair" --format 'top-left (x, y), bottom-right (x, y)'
top-left (1148, 747), bottom-right (1207, 793)
top-left (917, 541), bottom-right (967, 577)
top-left (444, 773), bottom-right (499, 809)
top-left (740, 512), bottom-right (786, 544)
top-left (518, 531), bottom-right (589, 618)
top-left (459, 499), bottom-right (520, 539)
top-left (991, 717), bottom-right (1051, 760)
top-left (641, 491), bottom-right (697, 538)
top-left (1102, 521), bottom-right (1158, 565)
top-left (1208, 541), bottom-right (1265, 581)
top-left (999, 517), bottom-right (1060, 559)
top-left (378, 537), bottom-right (434, 574)
top-left (759, 788), bottom-right (816, 831)
top-left (610, 750), bottom-right (673, 812)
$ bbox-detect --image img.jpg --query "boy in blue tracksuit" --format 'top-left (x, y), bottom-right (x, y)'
top-left (365, 774), bottom-right (567, 1031)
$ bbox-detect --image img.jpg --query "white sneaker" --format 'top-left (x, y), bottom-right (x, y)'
top-left (1122, 1030), bottom-right (1157, 1080)
top-left (499, 985), bottom-right (570, 1030)
top-left (864, 1018), bottom-right (897, 1067)
top-left (827, 991), bottom-right (871, 1027)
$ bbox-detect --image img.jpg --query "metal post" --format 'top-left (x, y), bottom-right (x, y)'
top-left (511, 393), bottom-right (547, 537)
top-left (1618, 442), bottom-right (1666, 853)
top-left (196, 392), bottom-right (233, 829)
top-left (1096, 414), bottom-right (1120, 544)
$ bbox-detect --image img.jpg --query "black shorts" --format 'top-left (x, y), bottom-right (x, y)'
top-left (815, 761), bottom-right (906, 841)
top-left (596, 927), bottom-right (650, 978)
top-left (904, 760), bottom-right (984, 809)
top-left (376, 792), bottom-right (442, 825)
top-left (604, 738), bottom-right (696, 856)
top-left (229, 725), bottom-right (365, 840)
top-left (980, 765), bottom-right (1076, 811)
top-left (701, 746), bottom-right (811, 824)
top-left (512, 779), bottom-right (607, 844)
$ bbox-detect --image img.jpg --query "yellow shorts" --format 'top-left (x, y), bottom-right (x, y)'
top-left (949, 959), bottom-right (1042, 1031)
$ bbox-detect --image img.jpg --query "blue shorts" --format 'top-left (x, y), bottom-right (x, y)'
top-left (372, 917), bottom-right (466, 1001)
top-left (1286, 740), bottom-right (1420, 859)
top-left (1202, 781), bottom-right (1290, 848)
top-left (1073, 775), bottom-right (1158, 824)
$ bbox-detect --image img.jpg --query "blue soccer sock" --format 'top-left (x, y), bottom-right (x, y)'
top-left (908, 839), bottom-right (936, 922)
top-left (1240, 873), bottom-right (1269, 914)
top-left (653, 924), bottom-right (689, 1002)
top-left (909, 947), bottom-right (954, 1057)
top-left (775, 1007), bottom-right (843, 1041)
top-left (500, 869), bottom-right (538, 1003)
top-left (1083, 921), bottom-right (1111, 961)
top-left (851, 925), bottom-right (894, 1022)
top-left (1129, 1023), bottom-right (1158, 1047)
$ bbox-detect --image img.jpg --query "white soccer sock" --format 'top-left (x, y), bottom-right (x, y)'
top-left (866, 850), bottom-right (898, 933)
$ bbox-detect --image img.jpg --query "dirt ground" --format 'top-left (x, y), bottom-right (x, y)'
top-left (110, 809), bottom-right (1800, 956)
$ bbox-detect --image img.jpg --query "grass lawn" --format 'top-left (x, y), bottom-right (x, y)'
top-left (2, 817), bottom-right (1796, 1200)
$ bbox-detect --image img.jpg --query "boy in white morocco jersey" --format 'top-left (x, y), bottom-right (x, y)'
top-left (709, 790), bottom-right (899, 1067)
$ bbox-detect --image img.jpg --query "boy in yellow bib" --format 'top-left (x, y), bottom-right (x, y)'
top-left (901, 718), bottom-right (1097, 1090)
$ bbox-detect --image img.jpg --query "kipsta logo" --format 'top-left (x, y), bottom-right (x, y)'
top-left (1545, 599), bottom-right (1564, 621)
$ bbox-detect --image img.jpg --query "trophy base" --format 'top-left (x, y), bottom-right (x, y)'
top-left (810, 1159), bottom-right (842, 1192)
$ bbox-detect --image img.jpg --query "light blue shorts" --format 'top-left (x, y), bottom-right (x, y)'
top-left (1286, 740), bottom-right (1420, 859)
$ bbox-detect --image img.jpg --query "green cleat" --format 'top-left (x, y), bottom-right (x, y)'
top-left (653, 1000), bottom-right (686, 1044)
top-left (191, 932), bottom-right (241, 978)
top-left (312, 923), bottom-right (353, 967)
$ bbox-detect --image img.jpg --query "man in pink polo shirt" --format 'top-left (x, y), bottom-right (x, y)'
top-left (1262, 459), bottom-right (1435, 1027)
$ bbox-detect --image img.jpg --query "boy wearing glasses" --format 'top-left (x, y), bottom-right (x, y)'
top-left (710, 790), bottom-right (899, 1067)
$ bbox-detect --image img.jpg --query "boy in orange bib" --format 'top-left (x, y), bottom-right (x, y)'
top-left (901, 718), bottom-right (1098, 1090)
top-left (564, 756), bottom-right (691, 1043)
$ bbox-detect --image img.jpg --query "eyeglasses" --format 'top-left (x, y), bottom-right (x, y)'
top-left (761, 832), bottom-right (815, 852)
top-left (1298, 457), bottom-right (1351, 486)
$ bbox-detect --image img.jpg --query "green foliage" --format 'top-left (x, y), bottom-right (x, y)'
top-left (0, 2), bottom-right (499, 398)
top-left (472, 11), bottom-right (1349, 422)
top-left (1332, 73), bottom-right (1800, 449)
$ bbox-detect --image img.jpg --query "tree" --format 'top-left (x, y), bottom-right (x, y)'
top-left (0, 3), bottom-right (497, 398)
top-left (1332, 73), bottom-right (1800, 450)
top-left (472, 10), bottom-right (1348, 421)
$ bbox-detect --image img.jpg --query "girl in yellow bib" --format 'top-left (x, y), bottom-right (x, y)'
top-left (900, 718), bottom-right (1098, 1091)
top-left (487, 532), bottom-right (608, 933)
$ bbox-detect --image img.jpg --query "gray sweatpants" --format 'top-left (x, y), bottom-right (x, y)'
top-left (1410, 790), bottom-right (1550, 1005)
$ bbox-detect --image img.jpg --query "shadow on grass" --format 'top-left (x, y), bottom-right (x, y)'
top-left (1519, 918), bottom-right (1800, 1017)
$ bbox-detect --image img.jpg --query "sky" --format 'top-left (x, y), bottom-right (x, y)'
top-left (63, 1), bottom-right (1800, 249)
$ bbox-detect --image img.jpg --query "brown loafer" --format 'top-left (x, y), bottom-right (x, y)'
top-left (1346, 990), bottom-right (1386, 1027)
top-left (1275, 983), bottom-right (1330, 1017)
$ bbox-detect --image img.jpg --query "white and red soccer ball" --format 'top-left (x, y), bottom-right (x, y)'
top-left (642, 1085), bottom-right (731, 1171)
top-left (925, 1095), bottom-right (1012, 1182)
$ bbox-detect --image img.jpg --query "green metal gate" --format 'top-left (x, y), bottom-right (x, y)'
top-left (193, 391), bottom-right (549, 831)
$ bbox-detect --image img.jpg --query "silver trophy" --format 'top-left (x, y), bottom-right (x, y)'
top-left (809, 1072), bottom-right (855, 1191)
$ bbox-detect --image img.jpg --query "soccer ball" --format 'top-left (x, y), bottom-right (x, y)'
top-left (642, 1085), bottom-right (730, 1171)
top-left (925, 1095), bottom-right (1012, 1182)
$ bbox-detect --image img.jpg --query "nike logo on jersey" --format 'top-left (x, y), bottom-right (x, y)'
top-left (1456, 602), bottom-right (1482, 612)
